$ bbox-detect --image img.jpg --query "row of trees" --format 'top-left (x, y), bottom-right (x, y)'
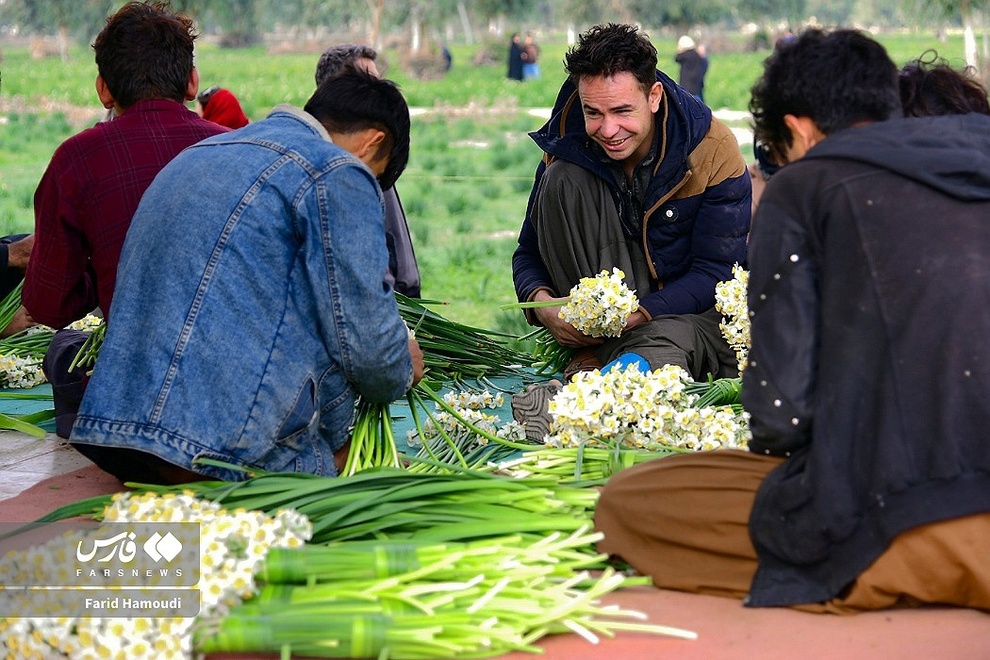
top-left (1, 0), bottom-right (987, 70)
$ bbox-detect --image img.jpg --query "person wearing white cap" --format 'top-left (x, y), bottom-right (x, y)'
top-left (675, 35), bottom-right (708, 102)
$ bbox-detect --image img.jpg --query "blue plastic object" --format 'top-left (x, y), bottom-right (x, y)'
top-left (602, 352), bottom-right (651, 374)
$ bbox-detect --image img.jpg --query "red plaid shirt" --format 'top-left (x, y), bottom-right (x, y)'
top-left (24, 99), bottom-right (228, 328)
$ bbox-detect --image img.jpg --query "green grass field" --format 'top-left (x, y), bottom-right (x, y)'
top-left (0, 30), bottom-right (971, 328)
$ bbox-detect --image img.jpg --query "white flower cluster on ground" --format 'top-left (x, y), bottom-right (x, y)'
top-left (546, 363), bottom-right (751, 451)
top-left (559, 268), bottom-right (639, 338)
top-left (406, 388), bottom-right (526, 448)
top-left (714, 264), bottom-right (750, 372)
top-left (0, 491), bottom-right (311, 659)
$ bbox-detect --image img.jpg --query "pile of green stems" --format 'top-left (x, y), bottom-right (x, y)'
top-left (0, 327), bottom-right (53, 360)
top-left (36, 466), bottom-right (600, 544)
top-left (195, 530), bottom-right (696, 658)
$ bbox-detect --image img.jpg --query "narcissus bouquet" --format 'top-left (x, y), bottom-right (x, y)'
top-left (714, 264), bottom-right (750, 373)
top-left (545, 363), bottom-right (750, 452)
top-left (559, 268), bottom-right (639, 338)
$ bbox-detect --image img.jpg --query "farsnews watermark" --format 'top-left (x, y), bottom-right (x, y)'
top-left (0, 521), bottom-right (201, 618)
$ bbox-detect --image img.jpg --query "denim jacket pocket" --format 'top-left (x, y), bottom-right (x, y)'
top-left (277, 377), bottom-right (318, 441)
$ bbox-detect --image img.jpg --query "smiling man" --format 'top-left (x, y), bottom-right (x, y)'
top-left (511, 23), bottom-right (751, 387)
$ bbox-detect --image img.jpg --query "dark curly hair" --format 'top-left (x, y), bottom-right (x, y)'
top-left (305, 71), bottom-right (410, 191)
top-left (749, 28), bottom-right (901, 164)
top-left (93, 2), bottom-right (197, 108)
top-left (564, 23), bottom-right (657, 92)
top-left (899, 51), bottom-right (990, 117)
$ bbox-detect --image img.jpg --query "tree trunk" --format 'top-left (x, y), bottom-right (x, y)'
top-left (457, 1), bottom-right (474, 44)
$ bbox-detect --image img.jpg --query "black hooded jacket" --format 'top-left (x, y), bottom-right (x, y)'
top-left (742, 113), bottom-right (990, 606)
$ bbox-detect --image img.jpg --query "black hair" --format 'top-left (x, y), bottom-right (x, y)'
top-left (93, 1), bottom-right (197, 108)
top-left (564, 23), bottom-right (657, 92)
top-left (304, 71), bottom-right (410, 191)
top-left (314, 44), bottom-right (378, 87)
top-left (899, 51), bottom-right (990, 117)
top-left (749, 28), bottom-right (901, 163)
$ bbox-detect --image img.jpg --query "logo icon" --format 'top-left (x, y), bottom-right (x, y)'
top-left (143, 532), bottom-right (183, 562)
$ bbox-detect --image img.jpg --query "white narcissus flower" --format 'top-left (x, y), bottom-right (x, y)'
top-left (545, 364), bottom-right (751, 452)
top-left (559, 268), bottom-right (639, 338)
top-left (715, 264), bottom-right (751, 373)
top-left (0, 492), bottom-right (311, 659)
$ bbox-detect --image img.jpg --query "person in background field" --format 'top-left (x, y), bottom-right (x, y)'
top-left (23, 1), bottom-right (228, 439)
top-left (71, 72), bottom-right (424, 485)
top-left (521, 32), bottom-right (541, 80)
top-left (315, 43), bottom-right (422, 298)
top-left (507, 33), bottom-right (524, 81)
top-left (596, 27), bottom-right (990, 614)
top-left (511, 23), bottom-right (749, 430)
top-left (197, 85), bottom-right (250, 129)
top-left (674, 35), bottom-right (708, 102)
top-left (899, 51), bottom-right (990, 117)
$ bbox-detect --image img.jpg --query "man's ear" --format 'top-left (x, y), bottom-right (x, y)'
top-left (357, 129), bottom-right (387, 161)
top-left (96, 75), bottom-right (116, 110)
top-left (783, 114), bottom-right (825, 160)
top-left (648, 81), bottom-right (663, 113)
top-left (185, 68), bottom-right (200, 102)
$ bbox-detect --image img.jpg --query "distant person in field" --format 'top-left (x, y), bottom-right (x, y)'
top-left (315, 43), bottom-right (421, 298)
top-left (521, 32), bottom-right (541, 80)
top-left (24, 1), bottom-right (228, 439)
top-left (674, 35), bottom-right (708, 102)
top-left (71, 72), bottom-right (424, 484)
top-left (507, 32), bottom-right (524, 81)
top-left (197, 85), bottom-right (250, 129)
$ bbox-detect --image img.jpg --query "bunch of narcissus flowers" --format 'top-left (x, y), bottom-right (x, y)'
top-left (546, 363), bottom-right (751, 451)
top-left (559, 268), bottom-right (639, 338)
top-left (0, 353), bottom-right (46, 388)
top-left (0, 491), bottom-right (311, 659)
top-left (715, 264), bottom-right (750, 373)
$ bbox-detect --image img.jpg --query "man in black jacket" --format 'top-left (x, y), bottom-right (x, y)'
top-left (595, 28), bottom-right (990, 612)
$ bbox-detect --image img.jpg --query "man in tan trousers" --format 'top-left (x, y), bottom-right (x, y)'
top-left (595, 28), bottom-right (990, 613)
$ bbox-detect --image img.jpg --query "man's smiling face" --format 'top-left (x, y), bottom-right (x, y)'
top-left (578, 71), bottom-right (662, 170)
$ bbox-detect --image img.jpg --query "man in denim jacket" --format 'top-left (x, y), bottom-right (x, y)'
top-left (71, 72), bottom-right (424, 484)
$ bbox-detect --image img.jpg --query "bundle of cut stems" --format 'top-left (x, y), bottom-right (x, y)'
top-left (67, 319), bottom-right (106, 373)
top-left (396, 294), bottom-right (536, 389)
top-left (0, 327), bottom-right (53, 360)
top-left (492, 442), bottom-right (686, 485)
top-left (196, 530), bottom-right (696, 658)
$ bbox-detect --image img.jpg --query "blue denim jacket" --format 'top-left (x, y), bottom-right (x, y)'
top-left (71, 105), bottom-right (413, 481)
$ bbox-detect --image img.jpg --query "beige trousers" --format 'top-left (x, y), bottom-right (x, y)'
top-left (594, 450), bottom-right (990, 613)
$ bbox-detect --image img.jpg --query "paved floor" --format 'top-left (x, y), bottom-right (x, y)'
top-left (0, 431), bottom-right (93, 501)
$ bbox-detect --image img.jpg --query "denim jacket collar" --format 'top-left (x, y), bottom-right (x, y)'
top-left (269, 103), bottom-right (335, 144)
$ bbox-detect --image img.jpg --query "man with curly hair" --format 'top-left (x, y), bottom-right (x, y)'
top-left (596, 28), bottom-right (990, 613)
top-left (512, 23), bottom-right (750, 385)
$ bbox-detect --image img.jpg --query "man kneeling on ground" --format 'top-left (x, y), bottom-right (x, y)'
top-left (70, 72), bottom-right (425, 484)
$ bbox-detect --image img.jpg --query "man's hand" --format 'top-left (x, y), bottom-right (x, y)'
top-left (6, 234), bottom-right (34, 271)
top-left (1, 306), bottom-right (35, 338)
top-left (623, 310), bottom-right (648, 331)
top-left (408, 337), bottom-right (425, 387)
top-left (531, 290), bottom-right (603, 348)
